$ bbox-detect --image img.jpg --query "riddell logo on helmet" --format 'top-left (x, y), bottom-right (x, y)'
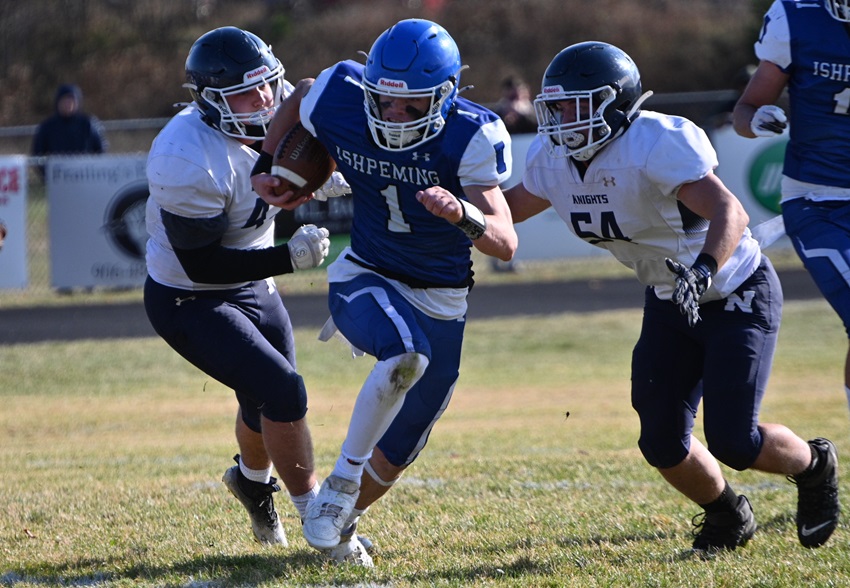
top-left (542, 86), bottom-right (564, 94)
top-left (244, 66), bottom-right (270, 82)
top-left (378, 78), bottom-right (408, 90)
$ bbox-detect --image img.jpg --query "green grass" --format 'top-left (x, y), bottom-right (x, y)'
top-left (1, 299), bottom-right (848, 587)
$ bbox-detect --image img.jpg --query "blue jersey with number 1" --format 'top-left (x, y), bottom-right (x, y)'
top-left (300, 60), bottom-right (511, 287)
top-left (757, 0), bottom-right (850, 188)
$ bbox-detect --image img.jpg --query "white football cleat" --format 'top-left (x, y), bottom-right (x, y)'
top-left (326, 534), bottom-right (374, 567)
top-left (302, 475), bottom-right (360, 549)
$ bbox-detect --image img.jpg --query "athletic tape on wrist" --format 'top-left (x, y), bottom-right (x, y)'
top-left (454, 198), bottom-right (487, 240)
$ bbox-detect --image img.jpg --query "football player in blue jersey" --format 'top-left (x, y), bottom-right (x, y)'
top-left (504, 41), bottom-right (838, 554)
top-left (252, 19), bottom-right (518, 563)
top-left (735, 2), bottom-right (850, 420)
top-left (143, 27), bottom-right (351, 557)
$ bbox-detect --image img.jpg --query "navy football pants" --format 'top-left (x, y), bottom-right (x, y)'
top-left (631, 257), bottom-right (782, 471)
top-left (144, 277), bottom-right (307, 431)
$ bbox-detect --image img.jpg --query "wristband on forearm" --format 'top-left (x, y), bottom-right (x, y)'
top-left (454, 198), bottom-right (487, 240)
top-left (693, 252), bottom-right (718, 276)
top-left (251, 151), bottom-right (273, 177)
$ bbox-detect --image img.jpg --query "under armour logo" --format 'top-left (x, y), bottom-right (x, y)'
top-left (175, 296), bottom-right (196, 307)
top-left (602, 176), bottom-right (616, 187)
top-left (411, 152), bottom-right (431, 162)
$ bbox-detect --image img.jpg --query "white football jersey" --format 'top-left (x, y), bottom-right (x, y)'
top-left (145, 104), bottom-right (277, 290)
top-left (522, 111), bottom-right (761, 301)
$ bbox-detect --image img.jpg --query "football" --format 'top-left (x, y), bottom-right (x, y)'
top-left (270, 122), bottom-right (335, 198)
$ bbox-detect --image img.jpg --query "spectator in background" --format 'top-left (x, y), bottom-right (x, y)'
top-left (0, 219), bottom-right (6, 251)
top-left (492, 75), bottom-right (537, 135)
top-left (31, 83), bottom-right (108, 176)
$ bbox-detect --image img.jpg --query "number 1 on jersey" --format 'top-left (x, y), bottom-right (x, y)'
top-left (381, 185), bottom-right (412, 233)
top-left (833, 87), bottom-right (850, 115)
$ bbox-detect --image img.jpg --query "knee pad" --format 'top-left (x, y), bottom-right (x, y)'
top-left (376, 352), bottom-right (429, 400)
top-left (705, 432), bottom-right (761, 472)
top-left (637, 433), bottom-right (690, 469)
top-left (260, 372), bottom-right (308, 423)
top-left (237, 402), bottom-right (263, 433)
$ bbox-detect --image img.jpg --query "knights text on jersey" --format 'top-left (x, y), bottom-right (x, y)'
top-left (145, 105), bottom-right (278, 290)
top-left (522, 111), bottom-right (761, 300)
top-left (300, 60), bottom-right (512, 287)
top-left (757, 0), bottom-right (850, 188)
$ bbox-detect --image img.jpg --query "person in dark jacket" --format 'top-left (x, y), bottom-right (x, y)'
top-left (31, 84), bottom-right (107, 175)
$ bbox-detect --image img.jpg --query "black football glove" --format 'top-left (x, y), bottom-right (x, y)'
top-left (665, 257), bottom-right (713, 327)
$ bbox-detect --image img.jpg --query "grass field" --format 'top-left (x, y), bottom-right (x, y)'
top-left (2, 297), bottom-right (849, 587)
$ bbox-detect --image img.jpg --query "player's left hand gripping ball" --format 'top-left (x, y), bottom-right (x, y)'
top-left (288, 225), bottom-right (331, 270)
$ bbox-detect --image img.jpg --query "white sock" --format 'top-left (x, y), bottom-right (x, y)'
top-left (290, 481), bottom-right (319, 520)
top-left (344, 507), bottom-right (367, 530)
top-left (238, 457), bottom-right (272, 484)
top-left (332, 452), bottom-right (369, 483)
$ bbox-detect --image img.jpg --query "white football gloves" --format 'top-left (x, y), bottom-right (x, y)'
top-left (287, 224), bottom-right (330, 270)
top-left (313, 171), bottom-right (352, 202)
top-left (750, 105), bottom-right (787, 137)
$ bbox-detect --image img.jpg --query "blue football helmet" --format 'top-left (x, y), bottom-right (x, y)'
top-left (534, 41), bottom-right (650, 161)
top-left (826, 0), bottom-right (850, 22)
top-left (363, 19), bottom-right (462, 151)
top-left (184, 27), bottom-right (284, 140)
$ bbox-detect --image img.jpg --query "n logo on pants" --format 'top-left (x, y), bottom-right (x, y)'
top-left (724, 291), bottom-right (755, 314)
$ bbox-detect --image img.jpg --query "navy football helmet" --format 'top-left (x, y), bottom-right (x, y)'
top-left (363, 19), bottom-right (462, 151)
top-left (534, 41), bottom-right (651, 161)
top-left (826, 0), bottom-right (850, 22)
top-left (184, 27), bottom-right (284, 140)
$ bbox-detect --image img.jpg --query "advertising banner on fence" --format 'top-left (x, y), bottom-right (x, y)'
top-left (47, 155), bottom-right (149, 290)
top-left (0, 155), bottom-right (28, 289)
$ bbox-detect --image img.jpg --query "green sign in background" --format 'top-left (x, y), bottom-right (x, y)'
top-left (747, 140), bottom-right (787, 214)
